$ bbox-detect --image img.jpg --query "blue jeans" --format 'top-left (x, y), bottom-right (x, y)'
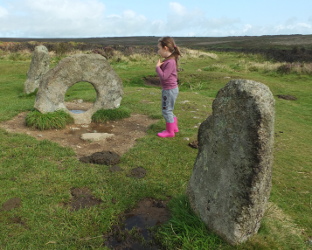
top-left (161, 87), bottom-right (179, 123)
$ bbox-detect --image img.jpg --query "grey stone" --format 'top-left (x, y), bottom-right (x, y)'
top-left (81, 133), bottom-right (114, 142)
top-left (24, 45), bottom-right (50, 94)
top-left (187, 79), bottom-right (275, 245)
top-left (34, 53), bottom-right (123, 124)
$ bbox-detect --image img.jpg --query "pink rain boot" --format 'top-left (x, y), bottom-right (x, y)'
top-left (157, 122), bottom-right (175, 138)
top-left (173, 117), bottom-right (179, 133)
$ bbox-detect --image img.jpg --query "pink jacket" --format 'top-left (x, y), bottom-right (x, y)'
top-left (156, 58), bottom-right (178, 90)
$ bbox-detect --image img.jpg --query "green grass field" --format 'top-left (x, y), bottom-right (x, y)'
top-left (0, 45), bottom-right (311, 249)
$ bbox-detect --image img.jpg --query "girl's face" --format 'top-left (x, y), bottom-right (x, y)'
top-left (158, 43), bottom-right (171, 58)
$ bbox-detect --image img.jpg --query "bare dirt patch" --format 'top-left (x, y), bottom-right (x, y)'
top-left (104, 198), bottom-right (170, 249)
top-left (67, 187), bottom-right (103, 211)
top-left (0, 102), bottom-right (157, 158)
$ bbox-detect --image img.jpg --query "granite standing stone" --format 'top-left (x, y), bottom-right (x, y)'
top-left (34, 53), bottom-right (123, 124)
top-left (187, 79), bottom-right (275, 245)
top-left (24, 45), bottom-right (50, 94)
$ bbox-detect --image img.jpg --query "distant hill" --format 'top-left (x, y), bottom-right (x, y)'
top-left (1, 34), bottom-right (312, 49)
top-left (1, 34), bottom-right (312, 62)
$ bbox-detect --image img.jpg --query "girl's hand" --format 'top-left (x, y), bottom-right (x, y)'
top-left (156, 59), bottom-right (163, 67)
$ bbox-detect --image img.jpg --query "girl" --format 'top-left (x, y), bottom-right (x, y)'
top-left (156, 36), bottom-right (181, 138)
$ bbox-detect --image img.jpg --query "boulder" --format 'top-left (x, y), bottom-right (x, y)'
top-left (34, 53), bottom-right (123, 124)
top-left (187, 79), bottom-right (275, 245)
top-left (24, 45), bottom-right (50, 94)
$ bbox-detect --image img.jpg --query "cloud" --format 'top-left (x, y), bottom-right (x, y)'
top-left (169, 2), bottom-right (187, 15)
top-left (0, 1), bottom-right (311, 38)
top-left (103, 10), bottom-right (147, 36)
top-left (274, 22), bottom-right (312, 35)
top-left (0, 0), bottom-right (106, 37)
top-left (164, 2), bottom-right (240, 36)
top-left (0, 6), bottom-right (8, 18)
top-left (0, 0), bottom-right (154, 37)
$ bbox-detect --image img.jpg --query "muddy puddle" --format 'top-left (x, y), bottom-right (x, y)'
top-left (69, 109), bottom-right (86, 114)
top-left (104, 198), bottom-right (170, 249)
top-left (63, 189), bottom-right (170, 249)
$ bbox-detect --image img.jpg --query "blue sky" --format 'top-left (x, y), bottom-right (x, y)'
top-left (0, 0), bottom-right (311, 38)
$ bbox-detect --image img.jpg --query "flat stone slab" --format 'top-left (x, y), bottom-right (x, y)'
top-left (81, 133), bottom-right (114, 142)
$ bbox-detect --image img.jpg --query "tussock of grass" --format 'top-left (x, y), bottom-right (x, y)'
top-left (183, 48), bottom-right (219, 60)
top-left (25, 110), bottom-right (74, 130)
top-left (92, 106), bottom-right (131, 123)
top-left (260, 203), bottom-right (306, 247)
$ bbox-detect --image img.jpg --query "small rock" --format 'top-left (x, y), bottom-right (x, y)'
top-left (188, 140), bottom-right (199, 149)
top-left (70, 127), bottom-right (80, 131)
top-left (180, 100), bottom-right (190, 104)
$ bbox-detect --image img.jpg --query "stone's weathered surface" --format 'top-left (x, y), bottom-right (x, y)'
top-left (187, 79), bottom-right (275, 245)
top-left (24, 45), bottom-right (50, 94)
top-left (34, 54), bottom-right (123, 124)
top-left (80, 133), bottom-right (114, 142)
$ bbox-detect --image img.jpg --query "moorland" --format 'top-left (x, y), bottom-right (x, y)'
top-left (0, 35), bottom-right (311, 249)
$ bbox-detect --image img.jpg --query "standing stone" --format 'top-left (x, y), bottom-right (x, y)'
top-left (24, 45), bottom-right (50, 94)
top-left (34, 53), bottom-right (123, 124)
top-left (187, 79), bottom-right (275, 245)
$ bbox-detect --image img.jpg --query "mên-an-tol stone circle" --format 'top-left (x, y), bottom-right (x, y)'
top-left (187, 79), bottom-right (275, 245)
top-left (34, 53), bottom-right (123, 124)
top-left (24, 45), bottom-right (50, 94)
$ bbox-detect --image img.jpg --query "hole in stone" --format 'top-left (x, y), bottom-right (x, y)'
top-left (65, 81), bottom-right (97, 113)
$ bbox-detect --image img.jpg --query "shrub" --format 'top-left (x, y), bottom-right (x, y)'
top-left (92, 106), bottom-right (131, 123)
top-left (25, 110), bottom-right (74, 130)
top-left (277, 63), bottom-right (292, 74)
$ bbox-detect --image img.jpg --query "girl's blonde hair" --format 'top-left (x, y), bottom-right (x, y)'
top-left (158, 36), bottom-right (181, 63)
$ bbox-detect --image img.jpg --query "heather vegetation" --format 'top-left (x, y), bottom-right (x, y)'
top-left (0, 37), bottom-right (311, 249)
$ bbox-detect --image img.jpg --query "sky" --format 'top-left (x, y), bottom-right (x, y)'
top-left (0, 0), bottom-right (311, 38)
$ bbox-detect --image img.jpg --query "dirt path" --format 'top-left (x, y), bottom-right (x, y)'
top-left (0, 104), bottom-right (156, 158)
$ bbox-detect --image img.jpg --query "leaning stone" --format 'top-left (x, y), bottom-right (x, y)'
top-left (24, 45), bottom-right (50, 94)
top-left (81, 133), bottom-right (114, 142)
top-left (34, 54), bottom-right (123, 124)
top-left (187, 79), bottom-right (275, 245)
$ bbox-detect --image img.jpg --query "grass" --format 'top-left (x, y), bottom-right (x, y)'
top-left (0, 46), bottom-right (311, 249)
top-left (25, 110), bottom-right (74, 130)
top-left (154, 195), bottom-right (225, 249)
top-left (92, 106), bottom-right (131, 123)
